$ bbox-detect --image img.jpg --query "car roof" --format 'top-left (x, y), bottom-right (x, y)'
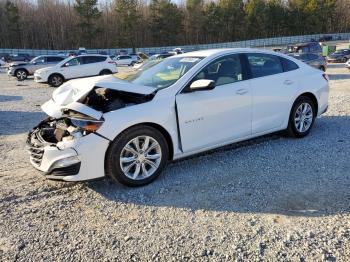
top-left (77, 54), bottom-right (108, 57)
top-left (176, 48), bottom-right (283, 58)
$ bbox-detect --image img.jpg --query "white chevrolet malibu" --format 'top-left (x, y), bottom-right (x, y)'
top-left (27, 48), bottom-right (329, 186)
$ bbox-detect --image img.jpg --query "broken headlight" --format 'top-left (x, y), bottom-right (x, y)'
top-left (70, 118), bottom-right (104, 133)
top-left (63, 110), bottom-right (104, 133)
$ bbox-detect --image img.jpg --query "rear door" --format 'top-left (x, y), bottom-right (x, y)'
top-left (81, 56), bottom-right (106, 76)
top-left (245, 53), bottom-right (299, 134)
top-left (175, 54), bottom-right (252, 152)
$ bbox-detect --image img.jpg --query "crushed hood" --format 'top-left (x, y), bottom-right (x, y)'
top-left (41, 75), bottom-right (156, 119)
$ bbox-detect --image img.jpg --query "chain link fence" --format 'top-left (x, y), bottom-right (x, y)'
top-left (1, 32), bottom-right (350, 57)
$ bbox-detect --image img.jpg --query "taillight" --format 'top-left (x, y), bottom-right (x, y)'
top-left (322, 73), bottom-right (329, 82)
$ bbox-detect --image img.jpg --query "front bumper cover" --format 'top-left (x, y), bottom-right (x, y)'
top-left (26, 121), bottom-right (110, 181)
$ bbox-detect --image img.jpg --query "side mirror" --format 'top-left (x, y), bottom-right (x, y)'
top-left (189, 79), bottom-right (215, 91)
top-left (63, 63), bottom-right (70, 67)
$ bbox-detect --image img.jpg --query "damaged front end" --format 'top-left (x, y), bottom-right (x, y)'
top-left (27, 76), bottom-right (157, 181)
top-left (26, 117), bottom-right (83, 177)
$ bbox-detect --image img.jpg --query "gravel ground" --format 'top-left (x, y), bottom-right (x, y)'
top-left (0, 62), bottom-right (350, 261)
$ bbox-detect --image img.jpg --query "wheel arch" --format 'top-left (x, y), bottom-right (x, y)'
top-left (15, 68), bottom-right (29, 75)
top-left (48, 72), bottom-right (65, 81)
top-left (99, 69), bottom-right (112, 75)
top-left (295, 92), bottom-right (319, 116)
top-left (107, 122), bottom-right (175, 161)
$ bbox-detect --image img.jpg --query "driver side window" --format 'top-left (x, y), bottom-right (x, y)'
top-left (193, 55), bottom-right (243, 87)
top-left (65, 57), bottom-right (81, 67)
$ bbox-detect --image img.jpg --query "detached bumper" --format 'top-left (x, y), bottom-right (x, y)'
top-left (27, 127), bottom-right (110, 182)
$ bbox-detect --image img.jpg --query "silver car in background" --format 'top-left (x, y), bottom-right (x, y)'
top-left (8, 55), bottom-right (66, 80)
top-left (290, 53), bottom-right (327, 71)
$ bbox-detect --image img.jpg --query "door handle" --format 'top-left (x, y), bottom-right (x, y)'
top-left (284, 80), bottom-right (294, 85)
top-left (236, 89), bottom-right (248, 95)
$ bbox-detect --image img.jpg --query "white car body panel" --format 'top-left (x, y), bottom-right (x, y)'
top-left (250, 70), bottom-right (300, 134)
top-left (27, 48), bottom-right (329, 182)
top-left (176, 80), bottom-right (252, 152)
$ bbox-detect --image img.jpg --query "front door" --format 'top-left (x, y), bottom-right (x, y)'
top-left (175, 54), bottom-right (252, 152)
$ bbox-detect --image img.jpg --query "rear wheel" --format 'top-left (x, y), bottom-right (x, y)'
top-left (106, 126), bottom-right (169, 187)
top-left (99, 69), bottom-right (112, 75)
top-left (48, 74), bottom-right (64, 87)
top-left (15, 69), bottom-right (28, 80)
top-left (287, 96), bottom-right (316, 138)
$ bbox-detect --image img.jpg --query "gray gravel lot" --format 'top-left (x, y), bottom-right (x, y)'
top-left (0, 63), bottom-right (350, 261)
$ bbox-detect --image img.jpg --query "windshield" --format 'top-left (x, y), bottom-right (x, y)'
top-left (115, 56), bottom-right (203, 89)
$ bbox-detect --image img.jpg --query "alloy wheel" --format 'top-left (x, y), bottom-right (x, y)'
top-left (16, 71), bottom-right (27, 80)
top-left (120, 136), bottom-right (162, 180)
top-left (294, 102), bottom-right (313, 132)
top-left (51, 76), bottom-right (62, 86)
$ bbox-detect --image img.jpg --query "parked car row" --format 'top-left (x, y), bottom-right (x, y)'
top-left (326, 49), bottom-right (350, 63)
top-left (7, 55), bottom-right (66, 80)
top-left (6, 54), bottom-right (118, 87)
top-left (34, 55), bottom-right (118, 87)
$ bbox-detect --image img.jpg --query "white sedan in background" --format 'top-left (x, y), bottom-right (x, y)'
top-left (27, 48), bottom-right (329, 186)
top-left (34, 54), bottom-right (117, 87)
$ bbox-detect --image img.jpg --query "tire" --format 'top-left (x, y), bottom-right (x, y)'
top-left (48, 74), bottom-right (64, 87)
top-left (287, 96), bottom-right (316, 138)
top-left (99, 69), bottom-right (112, 75)
top-left (342, 57), bottom-right (347, 63)
top-left (129, 61), bottom-right (135, 66)
top-left (106, 125), bottom-right (169, 187)
top-left (319, 66), bottom-right (325, 72)
top-left (15, 69), bottom-right (28, 80)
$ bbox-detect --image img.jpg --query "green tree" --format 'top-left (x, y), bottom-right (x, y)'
top-left (245, 0), bottom-right (268, 38)
top-left (185, 0), bottom-right (205, 44)
top-left (4, 0), bottom-right (21, 47)
top-left (219, 0), bottom-right (246, 41)
top-left (203, 2), bottom-right (222, 43)
top-left (149, 0), bottom-right (184, 46)
top-left (115, 0), bottom-right (139, 49)
top-left (74, 0), bottom-right (101, 47)
top-left (265, 0), bottom-right (288, 37)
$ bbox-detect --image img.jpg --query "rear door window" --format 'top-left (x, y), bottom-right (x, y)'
top-left (82, 56), bottom-right (105, 64)
top-left (246, 53), bottom-right (283, 78)
top-left (279, 57), bottom-right (299, 72)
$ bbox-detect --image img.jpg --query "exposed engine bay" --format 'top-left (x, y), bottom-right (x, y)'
top-left (29, 118), bottom-right (82, 145)
top-left (30, 87), bottom-right (156, 144)
top-left (78, 86), bottom-right (155, 113)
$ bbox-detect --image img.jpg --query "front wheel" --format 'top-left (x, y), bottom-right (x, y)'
top-left (105, 126), bottom-right (169, 187)
top-left (48, 74), bottom-right (64, 87)
top-left (287, 96), bottom-right (316, 138)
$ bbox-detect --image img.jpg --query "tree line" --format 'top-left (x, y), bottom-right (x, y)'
top-left (0, 0), bottom-right (349, 50)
